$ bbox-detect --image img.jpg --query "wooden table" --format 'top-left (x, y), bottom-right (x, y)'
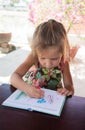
top-left (0, 84), bottom-right (85, 130)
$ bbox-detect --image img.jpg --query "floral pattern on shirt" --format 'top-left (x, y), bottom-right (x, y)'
top-left (24, 67), bottom-right (62, 90)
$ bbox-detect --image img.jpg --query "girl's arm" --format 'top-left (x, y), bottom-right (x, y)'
top-left (10, 52), bottom-right (44, 98)
top-left (57, 61), bottom-right (74, 96)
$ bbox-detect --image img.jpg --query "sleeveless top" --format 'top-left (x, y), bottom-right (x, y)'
top-left (24, 59), bottom-right (65, 91)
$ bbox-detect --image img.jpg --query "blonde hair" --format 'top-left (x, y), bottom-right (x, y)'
top-left (31, 19), bottom-right (70, 61)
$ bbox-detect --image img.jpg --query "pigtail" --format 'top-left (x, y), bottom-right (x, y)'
top-left (63, 36), bottom-right (70, 62)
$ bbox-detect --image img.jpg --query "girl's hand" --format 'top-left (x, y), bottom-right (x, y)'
top-left (26, 86), bottom-right (44, 98)
top-left (57, 88), bottom-right (74, 96)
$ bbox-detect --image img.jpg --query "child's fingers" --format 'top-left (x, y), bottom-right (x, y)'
top-left (57, 88), bottom-right (73, 96)
top-left (26, 86), bottom-right (44, 98)
top-left (34, 89), bottom-right (44, 98)
top-left (67, 91), bottom-right (73, 96)
top-left (57, 88), bottom-right (64, 94)
top-left (30, 87), bottom-right (44, 98)
top-left (63, 90), bottom-right (71, 96)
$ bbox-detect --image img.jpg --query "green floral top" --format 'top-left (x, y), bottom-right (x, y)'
top-left (24, 61), bottom-right (65, 90)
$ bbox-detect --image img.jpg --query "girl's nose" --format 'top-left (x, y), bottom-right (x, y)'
top-left (45, 60), bottom-right (52, 68)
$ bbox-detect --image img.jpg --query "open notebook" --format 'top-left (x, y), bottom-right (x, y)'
top-left (2, 88), bottom-right (66, 116)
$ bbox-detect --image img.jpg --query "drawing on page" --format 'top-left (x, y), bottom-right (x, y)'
top-left (37, 94), bottom-right (54, 104)
top-left (46, 95), bottom-right (53, 104)
top-left (37, 98), bottom-right (46, 103)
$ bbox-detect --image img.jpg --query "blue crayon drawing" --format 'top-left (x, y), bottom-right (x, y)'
top-left (37, 98), bottom-right (46, 103)
top-left (37, 95), bottom-right (53, 104)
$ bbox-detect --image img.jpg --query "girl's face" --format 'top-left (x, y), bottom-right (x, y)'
top-left (37, 46), bottom-right (63, 69)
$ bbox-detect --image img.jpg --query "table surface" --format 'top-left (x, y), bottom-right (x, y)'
top-left (0, 84), bottom-right (85, 130)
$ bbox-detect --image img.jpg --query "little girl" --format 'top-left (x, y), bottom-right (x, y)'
top-left (10, 19), bottom-right (74, 98)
